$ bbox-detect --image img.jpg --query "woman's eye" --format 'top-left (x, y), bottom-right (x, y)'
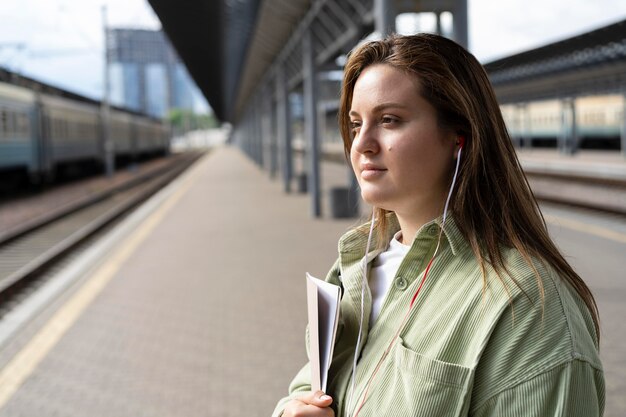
top-left (350, 121), bottom-right (361, 131)
top-left (381, 116), bottom-right (398, 125)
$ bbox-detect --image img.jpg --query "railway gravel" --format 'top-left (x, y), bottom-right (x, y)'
top-left (0, 155), bottom-right (182, 237)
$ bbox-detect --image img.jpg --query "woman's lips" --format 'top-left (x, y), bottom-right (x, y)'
top-left (360, 164), bottom-right (387, 180)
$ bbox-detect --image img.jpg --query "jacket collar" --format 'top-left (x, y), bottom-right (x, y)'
top-left (338, 212), bottom-right (467, 258)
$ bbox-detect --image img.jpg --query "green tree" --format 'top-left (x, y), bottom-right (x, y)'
top-left (167, 108), bottom-right (219, 134)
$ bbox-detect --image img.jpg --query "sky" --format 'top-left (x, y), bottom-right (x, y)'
top-left (1, 0), bottom-right (625, 109)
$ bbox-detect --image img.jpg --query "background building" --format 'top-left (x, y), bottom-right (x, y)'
top-left (106, 28), bottom-right (206, 118)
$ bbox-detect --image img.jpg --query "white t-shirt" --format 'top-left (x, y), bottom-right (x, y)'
top-left (369, 232), bottom-right (410, 324)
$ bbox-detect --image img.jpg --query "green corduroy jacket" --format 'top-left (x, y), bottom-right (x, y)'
top-left (273, 214), bottom-right (604, 417)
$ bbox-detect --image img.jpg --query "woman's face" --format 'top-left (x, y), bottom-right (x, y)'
top-left (349, 64), bottom-right (457, 218)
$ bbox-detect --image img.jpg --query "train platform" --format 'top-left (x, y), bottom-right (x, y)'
top-left (0, 144), bottom-right (624, 417)
top-left (515, 148), bottom-right (626, 181)
top-left (0, 146), bottom-right (358, 417)
top-left (314, 142), bottom-right (626, 214)
top-left (318, 141), bottom-right (626, 180)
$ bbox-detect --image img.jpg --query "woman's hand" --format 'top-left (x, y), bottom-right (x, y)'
top-left (282, 390), bottom-right (335, 417)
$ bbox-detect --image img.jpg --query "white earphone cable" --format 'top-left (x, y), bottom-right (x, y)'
top-left (347, 206), bottom-right (376, 411)
top-left (348, 146), bottom-right (463, 416)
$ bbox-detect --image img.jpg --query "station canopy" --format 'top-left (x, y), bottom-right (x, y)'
top-left (148, 0), bottom-right (312, 122)
top-left (148, 1), bottom-right (626, 120)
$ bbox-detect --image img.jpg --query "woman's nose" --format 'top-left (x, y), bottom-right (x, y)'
top-left (353, 123), bottom-right (380, 155)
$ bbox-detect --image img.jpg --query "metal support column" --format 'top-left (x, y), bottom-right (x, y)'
top-left (249, 111), bottom-right (255, 160)
top-left (255, 95), bottom-right (265, 167)
top-left (249, 112), bottom-right (255, 159)
top-left (269, 93), bottom-right (278, 179)
top-left (348, 164), bottom-right (361, 217)
top-left (517, 103), bottom-right (531, 149)
top-left (452, 0), bottom-right (469, 49)
top-left (435, 11), bottom-right (442, 36)
top-left (247, 109), bottom-right (254, 161)
top-left (559, 97), bottom-right (578, 155)
top-left (276, 65), bottom-right (293, 193)
top-left (101, 6), bottom-right (115, 177)
top-left (375, 0), bottom-right (396, 36)
top-left (250, 108), bottom-right (256, 163)
top-left (276, 65), bottom-right (293, 192)
top-left (261, 88), bottom-right (276, 176)
top-left (242, 116), bottom-right (248, 157)
top-left (242, 119), bottom-right (247, 157)
top-left (622, 91), bottom-right (626, 158)
top-left (303, 28), bottom-right (322, 218)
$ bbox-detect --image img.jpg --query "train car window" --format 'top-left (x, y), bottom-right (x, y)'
top-left (8, 111), bottom-right (17, 136)
top-left (19, 113), bottom-right (30, 135)
top-left (88, 121), bottom-right (94, 141)
top-left (69, 120), bottom-right (75, 142)
top-left (0, 108), bottom-right (7, 138)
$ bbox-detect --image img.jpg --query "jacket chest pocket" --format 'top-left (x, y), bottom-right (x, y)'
top-left (361, 338), bottom-right (472, 417)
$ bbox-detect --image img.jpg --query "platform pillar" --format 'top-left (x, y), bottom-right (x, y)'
top-left (303, 28), bottom-right (321, 218)
top-left (559, 97), bottom-right (578, 155)
top-left (435, 11), bottom-right (442, 35)
top-left (268, 89), bottom-right (278, 179)
top-left (621, 91), bottom-right (626, 158)
top-left (452, 0), bottom-right (469, 48)
top-left (261, 86), bottom-right (276, 177)
top-left (248, 107), bottom-right (255, 163)
top-left (247, 108), bottom-right (252, 164)
top-left (245, 111), bottom-right (252, 159)
top-left (276, 66), bottom-right (293, 192)
top-left (518, 103), bottom-right (532, 149)
top-left (375, 0), bottom-right (396, 35)
top-left (255, 95), bottom-right (265, 167)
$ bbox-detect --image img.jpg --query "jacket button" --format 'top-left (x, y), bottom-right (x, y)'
top-left (395, 277), bottom-right (408, 290)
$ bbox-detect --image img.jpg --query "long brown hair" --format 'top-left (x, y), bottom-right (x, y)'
top-left (338, 33), bottom-right (600, 343)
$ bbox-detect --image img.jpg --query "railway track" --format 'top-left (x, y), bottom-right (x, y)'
top-left (0, 151), bottom-right (204, 311)
top-left (296, 143), bottom-right (626, 217)
top-left (522, 166), bottom-right (626, 216)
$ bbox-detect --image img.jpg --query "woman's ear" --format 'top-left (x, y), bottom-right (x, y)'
top-left (453, 135), bottom-right (465, 159)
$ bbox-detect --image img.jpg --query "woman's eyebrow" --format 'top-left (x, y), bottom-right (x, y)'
top-left (372, 102), bottom-right (410, 112)
top-left (350, 102), bottom-right (410, 117)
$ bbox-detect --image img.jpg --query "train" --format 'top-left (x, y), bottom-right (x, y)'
top-left (500, 95), bottom-right (624, 149)
top-left (0, 72), bottom-right (170, 185)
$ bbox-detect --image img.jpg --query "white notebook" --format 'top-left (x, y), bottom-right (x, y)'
top-left (306, 272), bottom-right (342, 392)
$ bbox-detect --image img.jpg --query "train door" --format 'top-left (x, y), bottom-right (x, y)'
top-left (32, 95), bottom-right (54, 182)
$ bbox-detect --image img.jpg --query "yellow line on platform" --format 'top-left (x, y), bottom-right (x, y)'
top-left (0, 155), bottom-right (205, 409)
top-left (544, 213), bottom-right (626, 244)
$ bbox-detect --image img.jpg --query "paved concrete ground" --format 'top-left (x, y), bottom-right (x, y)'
top-left (0, 146), bottom-right (358, 417)
top-left (0, 145), bottom-right (623, 416)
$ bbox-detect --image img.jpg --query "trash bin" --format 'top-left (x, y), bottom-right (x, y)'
top-left (297, 173), bottom-right (308, 193)
top-left (330, 187), bottom-right (359, 218)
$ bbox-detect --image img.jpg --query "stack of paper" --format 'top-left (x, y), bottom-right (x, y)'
top-left (306, 272), bottom-right (342, 392)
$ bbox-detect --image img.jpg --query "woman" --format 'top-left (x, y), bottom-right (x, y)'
top-left (273, 34), bottom-right (604, 417)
